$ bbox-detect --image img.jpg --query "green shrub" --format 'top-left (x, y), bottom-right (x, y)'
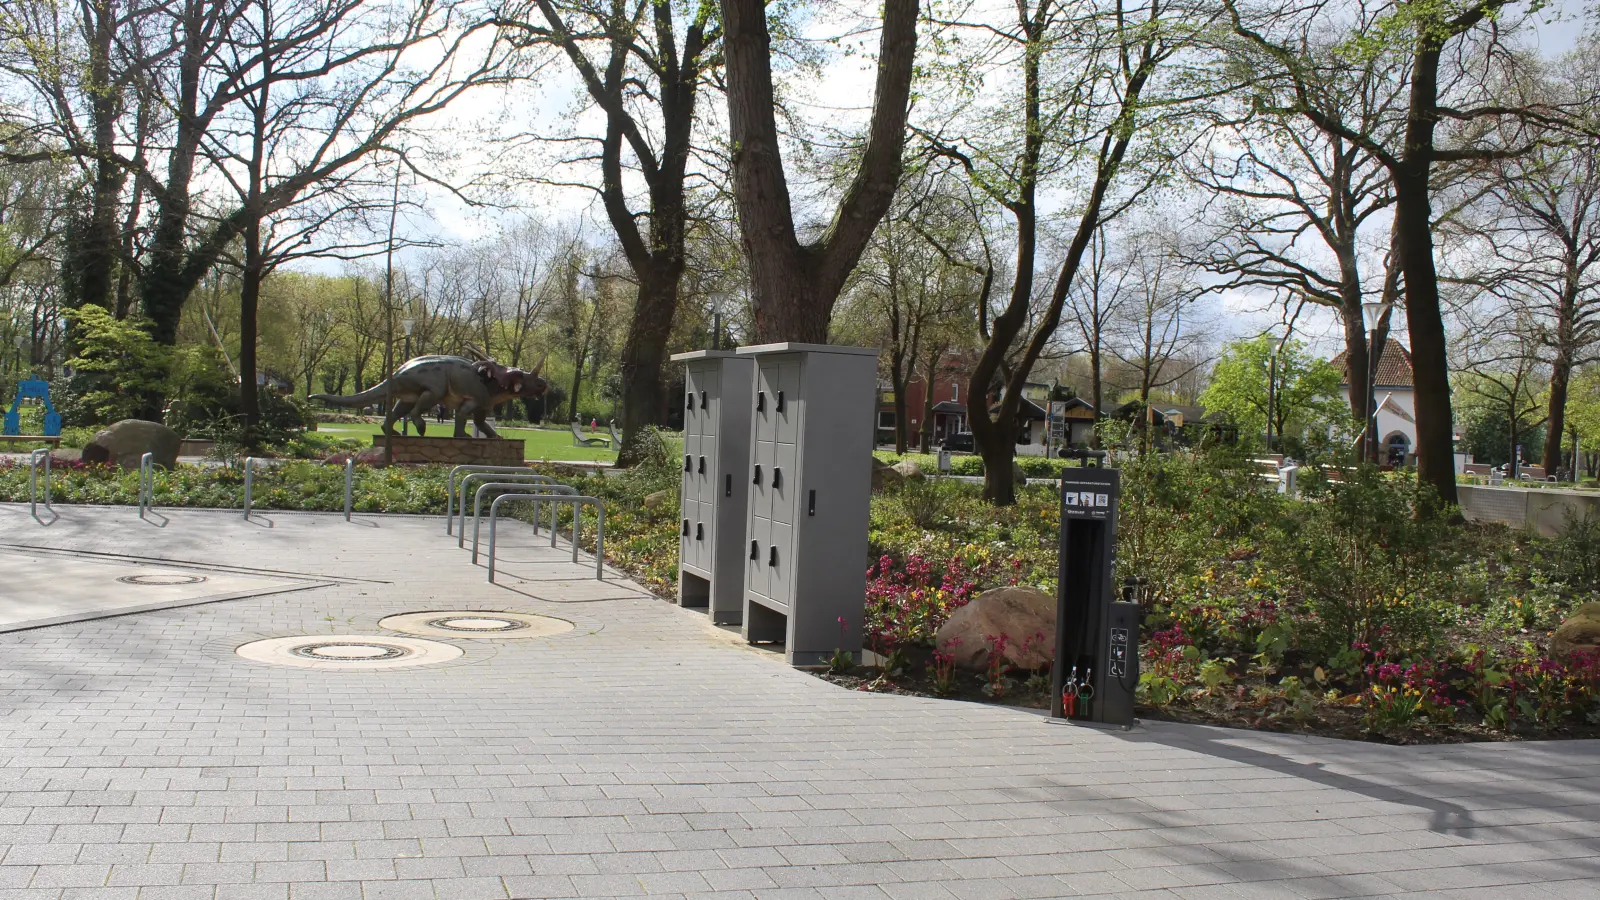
top-left (1266, 465), bottom-right (1457, 660)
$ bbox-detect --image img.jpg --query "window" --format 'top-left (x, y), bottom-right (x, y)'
top-left (878, 411), bottom-right (896, 429)
top-left (950, 383), bottom-right (959, 402)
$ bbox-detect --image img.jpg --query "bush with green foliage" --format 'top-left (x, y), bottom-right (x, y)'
top-left (60, 305), bottom-right (169, 425)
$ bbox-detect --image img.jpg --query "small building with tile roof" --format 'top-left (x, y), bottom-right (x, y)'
top-left (1330, 338), bottom-right (1416, 466)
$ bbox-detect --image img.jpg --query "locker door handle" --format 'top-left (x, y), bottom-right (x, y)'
top-left (756, 391), bottom-right (765, 412)
top-left (697, 456), bottom-right (706, 474)
top-left (808, 490), bottom-right (816, 517)
top-left (695, 523), bottom-right (704, 541)
top-left (724, 474), bottom-right (732, 497)
top-left (772, 468), bottom-right (782, 489)
top-left (686, 393), bottom-right (694, 411)
top-left (752, 465), bottom-right (762, 485)
top-left (684, 455), bottom-right (692, 472)
top-left (749, 540), bottom-right (759, 560)
top-left (768, 546), bottom-right (778, 567)
top-left (700, 390), bottom-right (707, 409)
top-left (775, 390), bottom-right (785, 413)
top-left (681, 519), bottom-right (690, 536)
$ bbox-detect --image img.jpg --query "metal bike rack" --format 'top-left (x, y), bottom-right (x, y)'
top-left (242, 457), bottom-right (260, 519)
top-left (344, 458), bottom-right (355, 520)
top-left (137, 452), bottom-right (155, 518)
top-left (487, 493), bottom-right (605, 582)
top-left (471, 481), bottom-right (578, 563)
top-left (456, 471), bottom-right (564, 547)
top-left (28, 448), bottom-right (50, 520)
top-left (446, 465), bottom-right (545, 534)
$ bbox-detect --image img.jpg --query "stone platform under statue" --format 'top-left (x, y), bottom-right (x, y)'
top-left (373, 435), bottom-right (524, 466)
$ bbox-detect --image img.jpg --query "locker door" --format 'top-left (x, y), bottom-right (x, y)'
top-left (769, 520), bottom-right (793, 608)
top-left (691, 499), bottom-right (707, 571)
top-left (681, 433), bottom-right (700, 502)
top-left (754, 362), bottom-right (778, 442)
top-left (752, 440), bottom-right (774, 523)
top-left (772, 443), bottom-right (796, 527)
top-left (746, 516), bottom-right (770, 599)
top-left (775, 361), bottom-right (800, 445)
top-left (683, 368), bottom-right (699, 436)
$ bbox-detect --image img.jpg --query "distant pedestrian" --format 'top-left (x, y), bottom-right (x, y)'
top-left (590, 418), bottom-right (598, 431)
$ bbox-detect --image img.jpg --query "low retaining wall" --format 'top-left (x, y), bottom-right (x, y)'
top-left (372, 435), bottom-right (524, 466)
top-left (1458, 484), bottom-right (1600, 536)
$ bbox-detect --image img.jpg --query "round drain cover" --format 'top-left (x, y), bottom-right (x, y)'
top-left (379, 611), bottom-right (573, 639)
top-left (235, 635), bottom-right (462, 670)
top-left (119, 573), bottom-right (208, 586)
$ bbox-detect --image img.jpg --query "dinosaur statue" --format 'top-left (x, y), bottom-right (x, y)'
top-left (310, 355), bottom-right (547, 438)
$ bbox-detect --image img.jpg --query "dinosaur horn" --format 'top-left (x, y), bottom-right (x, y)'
top-left (531, 354), bottom-right (546, 378)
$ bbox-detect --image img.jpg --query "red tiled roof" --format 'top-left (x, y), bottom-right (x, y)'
top-left (1331, 338), bottom-right (1413, 388)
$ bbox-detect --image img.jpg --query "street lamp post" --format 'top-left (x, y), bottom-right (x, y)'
top-left (1361, 301), bottom-right (1391, 465)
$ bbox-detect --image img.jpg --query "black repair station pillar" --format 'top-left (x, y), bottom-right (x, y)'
top-left (1051, 466), bottom-right (1138, 727)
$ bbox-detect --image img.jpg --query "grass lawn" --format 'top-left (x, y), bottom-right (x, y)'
top-left (316, 421), bottom-right (619, 462)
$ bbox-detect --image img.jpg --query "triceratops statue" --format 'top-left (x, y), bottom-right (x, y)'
top-left (310, 350), bottom-right (547, 438)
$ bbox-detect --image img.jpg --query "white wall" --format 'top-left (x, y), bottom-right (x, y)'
top-left (1341, 386), bottom-right (1418, 457)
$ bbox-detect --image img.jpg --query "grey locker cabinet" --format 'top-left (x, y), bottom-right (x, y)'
top-left (736, 342), bottom-right (878, 665)
top-left (671, 350), bottom-right (755, 624)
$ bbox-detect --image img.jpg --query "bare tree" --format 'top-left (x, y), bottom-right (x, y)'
top-left (1181, 24), bottom-right (1404, 458)
top-left (492, 0), bottom-right (720, 464)
top-left (927, 0), bottom-right (1216, 503)
top-left (1225, 0), bottom-right (1589, 506)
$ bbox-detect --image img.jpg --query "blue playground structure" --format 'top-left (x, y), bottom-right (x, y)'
top-left (4, 378), bottom-right (62, 437)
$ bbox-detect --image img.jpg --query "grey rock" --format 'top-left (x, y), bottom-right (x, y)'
top-left (81, 419), bottom-right (181, 472)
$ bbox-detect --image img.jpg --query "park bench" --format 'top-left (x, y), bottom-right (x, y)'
top-left (570, 419), bottom-right (610, 448)
top-left (0, 434), bottom-right (61, 448)
top-left (609, 419), bottom-right (623, 446)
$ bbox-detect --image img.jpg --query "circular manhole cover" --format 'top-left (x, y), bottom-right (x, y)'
top-left (118, 573), bottom-right (208, 586)
top-left (379, 611), bottom-right (574, 639)
top-left (235, 635), bottom-right (462, 670)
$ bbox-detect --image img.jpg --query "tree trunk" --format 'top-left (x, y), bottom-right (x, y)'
top-left (239, 221), bottom-right (262, 439)
top-left (615, 278), bottom-right (677, 466)
top-left (722, 0), bottom-right (919, 342)
top-left (79, 0), bottom-right (123, 315)
top-left (919, 347), bottom-right (941, 453)
top-left (1392, 170), bottom-right (1456, 506)
top-left (891, 350), bottom-right (909, 455)
top-left (1545, 354), bottom-right (1572, 477)
top-left (569, 356), bottom-right (584, 423)
top-left (1340, 292), bottom-right (1370, 449)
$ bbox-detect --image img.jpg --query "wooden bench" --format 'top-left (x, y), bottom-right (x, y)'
top-left (0, 434), bottom-right (61, 448)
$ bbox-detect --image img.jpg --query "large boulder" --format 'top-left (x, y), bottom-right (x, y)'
top-left (80, 419), bottom-right (180, 472)
top-left (933, 586), bottom-right (1056, 671)
top-left (643, 489), bottom-right (672, 510)
top-left (892, 459), bottom-right (924, 482)
top-left (871, 457), bottom-right (902, 492)
top-left (1551, 602), bottom-right (1600, 661)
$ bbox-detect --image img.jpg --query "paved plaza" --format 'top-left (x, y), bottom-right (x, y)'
top-left (1, 503), bottom-right (1598, 900)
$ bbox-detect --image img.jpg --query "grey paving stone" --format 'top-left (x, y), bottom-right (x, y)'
top-left (1, 509), bottom-right (1596, 900)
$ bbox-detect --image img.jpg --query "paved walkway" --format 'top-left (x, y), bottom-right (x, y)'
top-left (1, 504), bottom-right (1598, 900)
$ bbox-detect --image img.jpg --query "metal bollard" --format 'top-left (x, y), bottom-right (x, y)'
top-left (28, 448), bottom-right (50, 520)
top-left (344, 458), bottom-right (354, 521)
top-left (138, 452), bottom-right (155, 518)
top-left (243, 457), bottom-right (258, 519)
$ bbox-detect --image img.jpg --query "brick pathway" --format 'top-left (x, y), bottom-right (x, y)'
top-left (1, 505), bottom-right (1597, 900)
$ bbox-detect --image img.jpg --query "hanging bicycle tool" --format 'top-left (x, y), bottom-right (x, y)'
top-left (1050, 455), bottom-right (1138, 729)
